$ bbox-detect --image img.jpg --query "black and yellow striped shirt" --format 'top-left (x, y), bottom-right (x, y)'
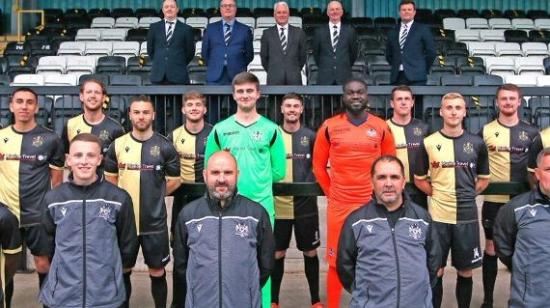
top-left (386, 118), bottom-right (429, 182)
top-left (61, 114), bottom-right (125, 154)
top-left (169, 124), bottom-right (212, 183)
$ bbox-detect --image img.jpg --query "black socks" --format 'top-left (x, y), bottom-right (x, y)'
top-left (150, 272), bottom-right (167, 308)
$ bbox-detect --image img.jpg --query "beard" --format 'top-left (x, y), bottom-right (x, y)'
top-left (207, 185), bottom-right (235, 201)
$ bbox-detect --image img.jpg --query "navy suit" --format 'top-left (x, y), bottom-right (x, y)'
top-left (147, 20), bottom-right (195, 84)
top-left (386, 21), bottom-right (436, 85)
top-left (201, 20), bottom-right (254, 84)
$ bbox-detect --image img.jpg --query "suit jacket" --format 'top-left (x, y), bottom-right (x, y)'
top-left (312, 23), bottom-right (357, 85)
top-left (260, 24), bottom-right (307, 85)
top-left (386, 21), bottom-right (436, 84)
top-left (147, 20), bottom-right (195, 84)
top-left (201, 20), bottom-right (254, 84)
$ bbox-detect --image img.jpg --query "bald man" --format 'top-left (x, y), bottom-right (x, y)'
top-left (173, 151), bottom-right (275, 308)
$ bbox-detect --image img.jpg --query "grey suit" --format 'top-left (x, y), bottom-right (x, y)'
top-left (260, 24), bottom-right (307, 85)
top-left (312, 23), bottom-right (357, 85)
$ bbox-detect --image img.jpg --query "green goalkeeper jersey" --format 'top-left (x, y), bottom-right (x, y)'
top-left (205, 115), bottom-right (286, 219)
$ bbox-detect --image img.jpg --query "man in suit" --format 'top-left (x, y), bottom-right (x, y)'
top-left (386, 0), bottom-right (436, 85)
top-left (201, 0), bottom-right (254, 85)
top-left (147, 0), bottom-right (195, 85)
top-left (260, 1), bottom-right (307, 85)
top-left (311, 0), bottom-right (357, 86)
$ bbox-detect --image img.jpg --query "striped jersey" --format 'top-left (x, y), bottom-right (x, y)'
top-left (386, 118), bottom-right (429, 182)
top-left (169, 123), bottom-right (212, 183)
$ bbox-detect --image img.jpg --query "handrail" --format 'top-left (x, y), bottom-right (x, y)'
top-left (16, 9), bottom-right (45, 42)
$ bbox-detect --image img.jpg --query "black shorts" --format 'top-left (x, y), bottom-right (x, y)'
top-left (139, 229), bottom-right (170, 268)
top-left (482, 201), bottom-right (505, 240)
top-left (274, 215), bottom-right (320, 252)
top-left (433, 221), bottom-right (482, 270)
top-left (21, 225), bottom-right (49, 256)
top-left (0, 206), bottom-right (21, 254)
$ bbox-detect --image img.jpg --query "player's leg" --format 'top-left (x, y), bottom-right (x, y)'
top-left (142, 231), bottom-right (171, 308)
top-left (0, 207), bottom-right (22, 308)
top-left (170, 189), bottom-right (187, 308)
top-left (432, 222), bottom-right (452, 308)
top-left (271, 219), bottom-right (293, 307)
top-left (295, 215), bottom-right (321, 306)
top-left (24, 226), bottom-right (51, 291)
top-left (481, 201), bottom-right (501, 308)
top-left (326, 210), bottom-right (342, 308)
top-left (452, 222), bottom-right (482, 308)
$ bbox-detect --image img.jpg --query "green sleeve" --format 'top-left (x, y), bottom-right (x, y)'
top-left (270, 128), bottom-right (286, 182)
top-left (204, 128), bottom-right (221, 168)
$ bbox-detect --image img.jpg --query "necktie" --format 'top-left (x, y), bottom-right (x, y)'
top-left (332, 25), bottom-right (339, 52)
top-left (166, 21), bottom-right (174, 43)
top-left (280, 27), bottom-right (287, 54)
top-left (224, 23), bottom-right (231, 45)
top-left (399, 24), bottom-right (408, 50)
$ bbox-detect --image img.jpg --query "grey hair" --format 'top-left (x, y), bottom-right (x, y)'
top-left (273, 1), bottom-right (289, 11)
top-left (536, 147), bottom-right (550, 167)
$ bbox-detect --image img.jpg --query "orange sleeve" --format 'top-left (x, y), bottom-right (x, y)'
top-left (380, 123), bottom-right (396, 156)
top-left (313, 123), bottom-right (331, 197)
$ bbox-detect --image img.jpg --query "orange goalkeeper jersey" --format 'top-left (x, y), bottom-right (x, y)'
top-left (313, 113), bottom-right (396, 206)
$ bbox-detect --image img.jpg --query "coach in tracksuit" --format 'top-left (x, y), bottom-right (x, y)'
top-left (337, 155), bottom-right (440, 308)
top-left (173, 151), bottom-right (275, 308)
top-left (40, 133), bottom-right (138, 308)
top-left (494, 147), bottom-right (550, 308)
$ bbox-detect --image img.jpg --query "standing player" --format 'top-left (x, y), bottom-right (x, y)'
top-left (105, 95), bottom-right (180, 308)
top-left (271, 93), bottom-right (321, 308)
top-left (386, 85), bottom-right (429, 207)
top-left (0, 204), bottom-right (21, 308)
top-left (477, 84), bottom-right (538, 308)
top-left (168, 90), bottom-right (212, 307)
top-left (0, 88), bottom-right (64, 305)
top-left (414, 92), bottom-right (490, 308)
top-left (312, 79), bottom-right (396, 308)
top-left (204, 72), bottom-right (286, 308)
top-left (61, 78), bottom-right (125, 155)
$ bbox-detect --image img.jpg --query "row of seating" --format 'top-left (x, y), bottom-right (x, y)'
top-left (454, 29), bottom-right (550, 43)
top-left (88, 16), bottom-right (302, 29)
top-left (444, 17), bottom-right (550, 30)
top-left (466, 42), bottom-right (550, 56)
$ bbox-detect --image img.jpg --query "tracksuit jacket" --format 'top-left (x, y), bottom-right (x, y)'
top-left (173, 193), bottom-right (275, 308)
top-left (39, 177), bottom-right (138, 308)
top-left (337, 197), bottom-right (441, 308)
top-left (494, 186), bottom-right (550, 308)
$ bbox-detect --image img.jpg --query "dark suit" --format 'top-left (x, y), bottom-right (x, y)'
top-left (201, 20), bottom-right (254, 84)
top-left (386, 21), bottom-right (436, 85)
top-left (147, 19), bottom-right (195, 84)
top-left (260, 24), bottom-right (307, 85)
top-left (312, 23), bottom-right (357, 85)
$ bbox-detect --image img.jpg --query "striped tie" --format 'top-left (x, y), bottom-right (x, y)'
top-left (399, 24), bottom-right (408, 50)
top-left (224, 23), bottom-right (231, 45)
top-left (280, 27), bottom-right (287, 54)
top-left (332, 25), bottom-right (339, 52)
top-left (166, 21), bottom-right (174, 43)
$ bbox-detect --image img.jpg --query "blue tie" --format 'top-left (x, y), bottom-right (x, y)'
top-left (224, 23), bottom-right (231, 45)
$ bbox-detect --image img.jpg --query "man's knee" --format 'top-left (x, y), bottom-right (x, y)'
top-left (457, 269), bottom-right (473, 278)
top-left (485, 240), bottom-right (496, 256)
top-left (303, 249), bottom-right (317, 258)
top-left (34, 255), bottom-right (50, 273)
top-left (275, 250), bottom-right (286, 259)
top-left (149, 267), bottom-right (165, 277)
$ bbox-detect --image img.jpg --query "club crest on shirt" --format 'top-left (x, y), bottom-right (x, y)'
top-left (3, 138), bottom-right (8, 143)
top-left (366, 128), bottom-right (377, 137)
top-left (463, 142), bottom-right (474, 154)
top-left (60, 207), bottom-right (67, 217)
top-left (251, 130), bottom-right (263, 141)
top-left (366, 224), bottom-right (374, 233)
top-left (529, 208), bottom-right (537, 217)
top-left (125, 146), bottom-right (130, 153)
top-left (98, 205), bottom-right (111, 221)
top-left (413, 127), bottom-right (423, 136)
top-left (235, 223), bottom-right (249, 237)
top-left (408, 223), bottom-right (422, 240)
top-left (32, 136), bottom-right (44, 147)
top-left (99, 130), bottom-right (110, 141)
top-left (197, 223), bottom-right (202, 232)
top-left (300, 136), bottom-right (310, 146)
top-left (495, 131), bottom-right (499, 137)
top-left (180, 138), bottom-right (185, 144)
top-left (76, 129), bottom-right (81, 134)
top-left (436, 144), bottom-right (442, 151)
top-left (519, 131), bottom-right (529, 141)
top-left (150, 145), bottom-right (161, 157)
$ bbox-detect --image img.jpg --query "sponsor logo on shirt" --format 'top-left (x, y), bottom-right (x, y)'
top-left (366, 128), bottom-right (377, 137)
top-left (251, 131), bottom-right (263, 141)
top-left (235, 223), bottom-right (249, 237)
top-left (223, 131), bottom-right (239, 136)
top-left (430, 161), bottom-right (476, 169)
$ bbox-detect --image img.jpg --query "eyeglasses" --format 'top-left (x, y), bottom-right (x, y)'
top-left (220, 4), bottom-right (236, 8)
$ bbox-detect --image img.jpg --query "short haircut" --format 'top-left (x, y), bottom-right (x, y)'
top-left (371, 155), bottom-right (405, 178)
top-left (273, 1), bottom-right (289, 11)
top-left (282, 92), bottom-right (303, 104)
top-left (183, 90), bottom-right (206, 105)
top-left (391, 85), bottom-right (414, 100)
top-left (327, 0), bottom-right (343, 10)
top-left (220, 0), bottom-right (236, 6)
top-left (441, 92), bottom-right (465, 106)
top-left (399, 0), bottom-right (416, 9)
top-left (232, 72), bottom-right (260, 91)
top-left (11, 87), bottom-right (38, 102)
top-left (536, 147), bottom-right (550, 167)
top-left (343, 78), bottom-right (368, 92)
top-left (70, 133), bottom-right (102, 151)
top-left (80, 78), bottom-right (106, 95)
top-left (496, 83), bottom-right (522, 98)
top-left (129, 95), bottom-right (154, 109)
top-left (163, 0), bottom-right (179, 6)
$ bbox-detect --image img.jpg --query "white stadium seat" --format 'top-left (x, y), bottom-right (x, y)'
top-left (85, 41), bottom-right (113, 56)
top-left (91, 17), bottom-right (115, 28)
top-left (443, 17), bottom-right (465, 30)
top-left (465, 18), bottom-right (489, 29)
top-left (138, 17), bottom-right (161, 29)
top-left (101, 29), bottom-right (128, 41)
top-left (44, 73), bottom-right (79, 86)
top-left (36, 56), bottom-right (67, 75)
top-left (522, 42), bottom-right (549, 56)
top-left (11, 74), bottom-right (45, 86)
top-left (75, 29), bottom-right (101, 41)
top-left (112, 41), bottom-right (140, 57)
top-left (57, 41), bottom-right (86, 56)
top-left (115, 17), bottom-right (139, 29)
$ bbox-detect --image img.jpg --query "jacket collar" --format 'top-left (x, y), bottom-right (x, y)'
top-left (532, 185), bottom-right (550, 204)
top-left (68, 174), bottom-right (104, 190)
top-left (206, 190), bottom-right (238, 210)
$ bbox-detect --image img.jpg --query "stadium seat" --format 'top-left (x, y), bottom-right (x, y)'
top-left (79, 73), bottom-right (110, 85)
top-left (466, 106), bottom-right (494, 133)
top-left (186, 17), bottom-right (208, 29)
top-left (482, 9), bottom-right (503, 19)
top-left (96, 56), bottom-right (126, 73)
top-left (135, 8), bottom-right (158, 19)
top-left (473, 74), bottom-right (503, 86)
top-left (247, 55), bottom-right (262, 70)
top-left (66, 56), bottom-right (97, 77)
top-left (443, 17), bottom-right (466, 30)
top-left (494, 42), bottom-right (523, 56)
top-left (489, 18), bottom-right (512, 29)
top-left (91, 17), bottom-right (115, 28)
top-left (182, 8), bottom-right (207, 18)
top-left (140, 42), bottom-right (148, 56)
top-left (112, 8), bottom-right (134, 19)
top-left (36, 56), bottom-right (67, 74)
top-left (127, 28), bottom-right (149, 41)
top-left (435, 9), bottom-right (456, 20)
top-left (544, 57), bottom-right (550, 74)
top-left (528, 10), bottom-right (549, 19)
top-left (237, 17), bottom-right (255, 28)
top-left (468, 42), bottom-right (496, 56)
top-left (85, 41), bottom-right (113, 56)
top-left (504, 30), bottom-right (529, 43)
top-left (57, 42), bottom-right (86, 56)
top-left (208, 16), bottom-right (222, 24)
top-left (479, 29), bottom-right (505, 41)
top-left (289, 16), bottom-right (302, 28)
top-left (466, 18), bottom-right (489, 29)
top-left (88, 8), bottom-right (111, 19)
top-left (522, 42), bottom-right (549, 56)
top-left (504, 74), bottom-right (537, 86)
top-left (253, 8), bottom-right (273, 17)
top-left (112, 41), bottom-right (140, 57)
top-left (188, 66), bottom-right (207, 85)
top-left (529, 30), bottom-right (550, 43)
top-left (110, 74), bottom-right (142, 85)
top-left (535, 19), bottom-right (550, 30)
top-left (459, 66), bottom-right (486, 76)
top-left (126, 56), bottom-right (151, 74)
top-left (515, 57), bottom-right (545, 75)
top-left (253, 41), bottom-right (261, 54)
top-left (441, 75), bottom-right (473, 86)
top-left (101, 28), bottom-right (128, 41)
top-left (426, 74), bottom-right (441, 85)
top-left (454, 29), bottom-right (480, 42)
top-left (4, 42), bottom-right (30, 56)
top-left (11, 74), bottom-right (44, 86)
top-left (115, 17), bottom-right (138, 29)
top-left (253, 28), bottom-right (265, 41)
top-left (138, 17), bottom-right (161, 29)
top-left (76, 28), bottom-right (102, 41)
top-left (194, 41), bottom-right (202, 55)
top-left (484, 56), bottom-right (515, 76)
top-left (236, 8), bottom-right (253, 17)
top-left (365, 55), bottom-right (391, 73)
top-left (459, 9), bottom-right (480, 19)
top-left (373, 71), bottom-right (391, 85)
top-left (256, 17), bottom-right (276, 28)
top-left (44, 73), bottom-right (79, 86)
top-left (511, 18), bottom-right (534, 30)
top-left (29, 41), bottom-right (58, 57)
top-left (536, 75), bottom-right (550, 86)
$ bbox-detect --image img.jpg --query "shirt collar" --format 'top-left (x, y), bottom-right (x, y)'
top-left (165, 18), bottom-right (176, 24)
top-left (330, 21), bottom-right (341, 29)
top-left (223, 19), bottom-right (235, 27)
top-left (401, 20), bottom-right (414, 28)
top-left (278, 23), bottom-right (288, 30)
